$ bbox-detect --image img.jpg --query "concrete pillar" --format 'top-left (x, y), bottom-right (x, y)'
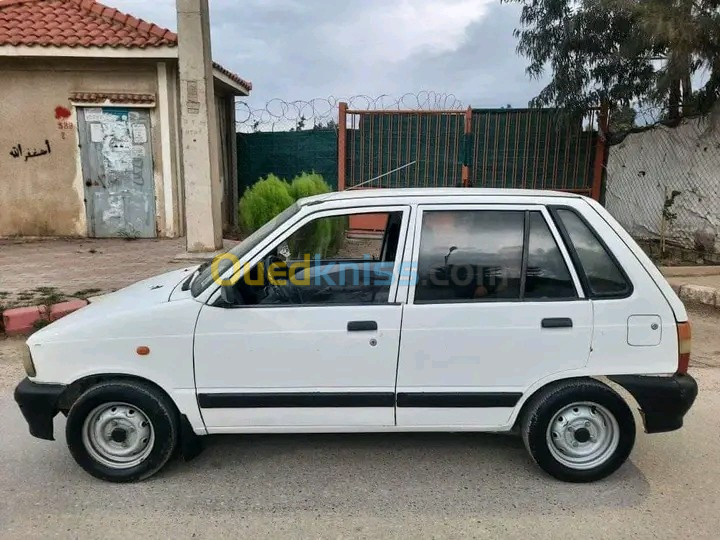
top-left (177, 0), bottom-right (223, 252)
top-left (227, 94), bottom-right (239, 229)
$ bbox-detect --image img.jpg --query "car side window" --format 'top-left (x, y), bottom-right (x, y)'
top-left (525, 212), bottom-right (577, 300)
top-left (414, 210), bottom-right (525, 303)
top-left (219, 211), bottom-right (403, 307)
top-left (554, 208), bottom-right (631, 297)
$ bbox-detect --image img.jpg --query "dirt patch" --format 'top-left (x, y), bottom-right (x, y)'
top-left (0, 337), bottom-right (26, 388)
top-left (686, 302), bottom-right (720, 368)
top-left (336, 237), bottom-right (384, 259)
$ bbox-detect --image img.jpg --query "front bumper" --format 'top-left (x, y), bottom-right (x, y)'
top-left (14, 378), bottom-right (67, 441)
top-left (609, 374), bottom-right (698, 433)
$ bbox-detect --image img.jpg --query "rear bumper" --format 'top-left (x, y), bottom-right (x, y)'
top-left (609, 374), bottom-right (698, 433)
top-left (14, 378), bottom-right (66, 441)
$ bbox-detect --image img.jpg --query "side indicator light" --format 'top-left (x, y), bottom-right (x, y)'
top-left (136, 346), bottom-right (150, 356)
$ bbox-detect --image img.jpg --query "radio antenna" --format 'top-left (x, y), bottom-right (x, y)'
top-left (346, 160), bottom-right (417, 190)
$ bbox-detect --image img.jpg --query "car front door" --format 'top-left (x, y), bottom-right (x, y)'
top-left (193, 206), bottom-right (410, 432)
top-left (395, 204), bottom-right (594, 428)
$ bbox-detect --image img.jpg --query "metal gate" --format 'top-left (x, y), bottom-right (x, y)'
top-left (338, 104), bottom-right (606, 200)
top-left (78, 107), bottom-right (156, 238)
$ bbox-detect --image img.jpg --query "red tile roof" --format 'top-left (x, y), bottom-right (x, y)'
top-left (212, 61), bottom-right (252, 92)
top-left (0, 0), bottom-right (252, 92)
top-left (0, 0), bottom-right (177, 48)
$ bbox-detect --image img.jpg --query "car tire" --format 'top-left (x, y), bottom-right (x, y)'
top-left (521, 378), bottom-right (635, 483)
top-left (66, 380), bottom-right (179, 483)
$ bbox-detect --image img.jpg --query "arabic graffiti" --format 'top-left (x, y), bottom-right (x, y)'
top-left (9, 139), bottom-right (52, 162)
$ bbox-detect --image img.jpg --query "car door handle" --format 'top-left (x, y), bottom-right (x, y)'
top-left (347, 321), bottom-right (378, 332)
top-left (541, 318), bottom-right (573, 329)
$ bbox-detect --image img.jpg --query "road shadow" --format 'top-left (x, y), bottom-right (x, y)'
top-left (156, 430), bottom-right (651, 516)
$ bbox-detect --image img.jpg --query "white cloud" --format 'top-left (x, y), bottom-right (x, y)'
top-left (317, 0), bottom-right (494, 63)
top-left (107, 0), bottom-right (542, 109)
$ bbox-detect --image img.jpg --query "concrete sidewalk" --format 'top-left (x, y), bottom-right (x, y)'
top-left (0, 238), bottom-right (189, 307)
top-left (662, 266), bottom-right (720, 308)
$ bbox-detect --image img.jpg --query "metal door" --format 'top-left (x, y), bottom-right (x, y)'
top-left (78, 107), bottom-right (156, 238)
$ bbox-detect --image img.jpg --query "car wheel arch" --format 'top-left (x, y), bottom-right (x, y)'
top-left (510, 376), bottom-right (626, 431)
top-left (58, 373), bottom-right (178, 417)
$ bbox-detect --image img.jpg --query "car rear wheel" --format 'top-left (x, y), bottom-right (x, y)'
top-left (66, 380), bottom-right (178, 482)
top-left (521, 379), bottom-right (635, 482)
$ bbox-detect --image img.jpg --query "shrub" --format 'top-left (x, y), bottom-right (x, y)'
top-left (328, 215), bottom-right (348, 256)
top-left (238, 172), bottom-right (347, 258)
top-left (287, 173), bottom-right (347, 257)
top-left (288, 171), bottom-right (331, 201)
top-left (238, 174), bottom-right (294, 232)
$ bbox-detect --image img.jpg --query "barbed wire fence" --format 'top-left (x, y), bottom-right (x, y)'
top-left (235, 91), bottom-right (464, 133)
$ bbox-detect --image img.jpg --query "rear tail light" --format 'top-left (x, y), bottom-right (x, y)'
top-left (677, 321), bottom-right (691, 374)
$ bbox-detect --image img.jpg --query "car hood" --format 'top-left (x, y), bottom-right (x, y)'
top-left (28, 266), bottom-right (198, 344)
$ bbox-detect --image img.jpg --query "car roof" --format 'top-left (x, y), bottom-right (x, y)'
top-left (298, 187), bottom-right (583, 206)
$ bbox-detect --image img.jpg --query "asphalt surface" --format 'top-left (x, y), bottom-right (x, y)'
top-left (1, 305), bottom-right (720, 538)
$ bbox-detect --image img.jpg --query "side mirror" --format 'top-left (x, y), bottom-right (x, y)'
top-left (220, 285), bottom-right (242, 306)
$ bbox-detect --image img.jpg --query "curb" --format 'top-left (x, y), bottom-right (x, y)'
top-left (2, 299), bottom-right (88, 337)
top-left (660, 266), bottom-right (720, 278)
top-left (671, 284), bottom-right (720, 310)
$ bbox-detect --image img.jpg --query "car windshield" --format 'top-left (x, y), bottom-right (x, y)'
top-left (190, 203), bottom-right (301, 297)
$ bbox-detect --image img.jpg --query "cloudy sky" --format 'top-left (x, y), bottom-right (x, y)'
top-left (112, 0), bottom-right (546, 116)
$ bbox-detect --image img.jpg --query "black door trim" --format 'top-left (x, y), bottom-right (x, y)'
top-left (198, 392), bottom-right (395, 408)
top-left (198, 392), bottom-right (523, 409)
top-left (396, 392), bottom-right (522, 408)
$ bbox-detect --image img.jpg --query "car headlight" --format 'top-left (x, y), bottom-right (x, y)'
top-left (22, 346), bottom-right (36, 377)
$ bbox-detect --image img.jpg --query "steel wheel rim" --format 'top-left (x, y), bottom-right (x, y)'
top-left (546, 401), bottom-right (620, 470)
top-left (82, 402), bottom-right (155, 469)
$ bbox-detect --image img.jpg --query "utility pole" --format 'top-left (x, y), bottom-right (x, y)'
top-left (177, 0), bottom-right (223, 252)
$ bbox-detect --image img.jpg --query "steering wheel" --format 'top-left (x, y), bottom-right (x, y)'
top-left (262, 254), bottom-right (302, 304)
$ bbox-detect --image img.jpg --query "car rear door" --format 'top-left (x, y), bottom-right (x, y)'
top-left (395, 204), bottom-right (593, 428)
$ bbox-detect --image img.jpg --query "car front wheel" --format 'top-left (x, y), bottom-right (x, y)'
top-left (521, 379), bottom-right (636, 482)
top-left (66, 380), bottom-right (179, 482)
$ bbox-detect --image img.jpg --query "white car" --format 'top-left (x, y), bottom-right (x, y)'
top-left (15, 188), bottom-right (697, 483)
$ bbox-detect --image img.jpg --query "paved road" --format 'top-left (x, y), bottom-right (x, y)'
top-left (1, 305), bottom-right (720, 538)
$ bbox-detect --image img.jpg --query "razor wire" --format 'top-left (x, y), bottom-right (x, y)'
top-left (236, 91), bottom-right (464, 133)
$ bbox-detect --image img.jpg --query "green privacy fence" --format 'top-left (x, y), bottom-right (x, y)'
top-left (344, 111), bottom-right (466, 189)
top-left (342, 107), bottom-right (599, 193)
top-left (469, 109), bottom-right (597, 192)
top-left (237, 129), bottom-right (338, 194)
top-left (238, 108), bottom-right (601, 198)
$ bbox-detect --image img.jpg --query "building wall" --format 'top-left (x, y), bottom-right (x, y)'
top-left (215, 91), bottom-right (239, 229)
top-left (0, 57), bottom-right (176, 237)
top-left (605, 117), bottom-right (720, 254)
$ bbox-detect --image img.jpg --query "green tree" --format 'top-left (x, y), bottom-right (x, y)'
top-left (505, 0), bottom-right (720, 118)
top-left (609, 105), bottom-right (638, 132)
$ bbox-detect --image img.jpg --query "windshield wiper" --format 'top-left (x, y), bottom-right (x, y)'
top-left (181, 261), bottom-right (211, 291)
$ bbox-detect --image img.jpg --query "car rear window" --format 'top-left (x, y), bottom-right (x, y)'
top-left (413, 210), bottom-right (578, 303)
top-left (554, 208), bottom-right (632, 297)
top-left (525, 212), bottom-right (577, 300)
top-left (414, 210), bottom-right (525, 303)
